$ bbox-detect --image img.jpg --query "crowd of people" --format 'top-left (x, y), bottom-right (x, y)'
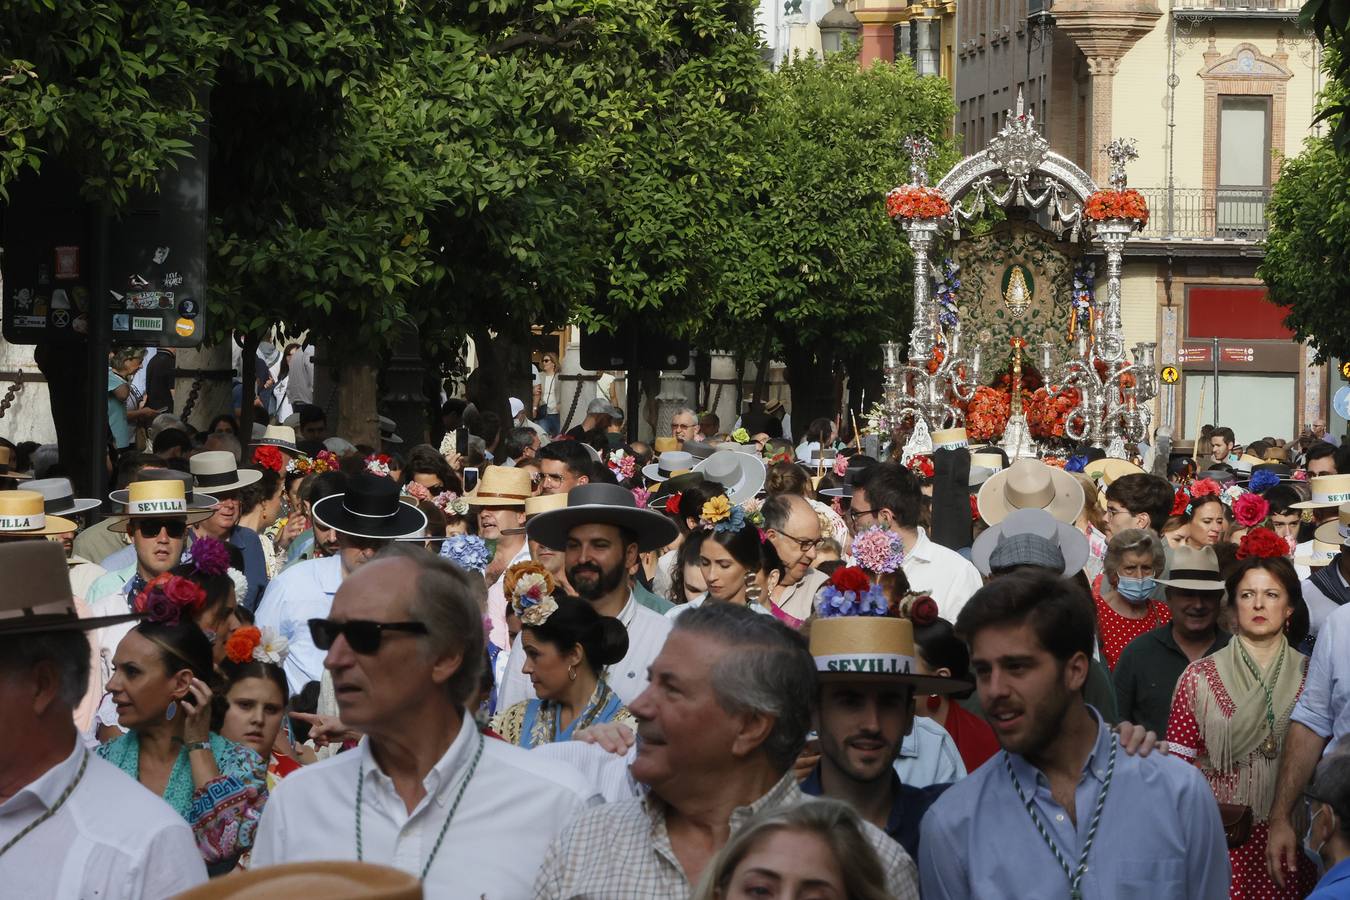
top-left (6, 364), bottom-right (1350, 899)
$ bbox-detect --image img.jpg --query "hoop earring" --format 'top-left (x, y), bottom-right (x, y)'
top-left (165, 700), bottom-right (178, 722)
top-left (568, 665), bottom-right (577, 682)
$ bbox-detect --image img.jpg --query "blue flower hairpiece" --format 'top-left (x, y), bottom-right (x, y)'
top-left (1065, 454), bottom-right (1090, 474)
top-left (1248, 469), bottom-right (1281, 494)
top-left (716, 506), bottom-right (747, 534)
top-left (441, 534), bottom-right (491, 573)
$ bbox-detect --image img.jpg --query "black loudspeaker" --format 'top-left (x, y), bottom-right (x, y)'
top-left (580, 323), bottom-right (689, 371)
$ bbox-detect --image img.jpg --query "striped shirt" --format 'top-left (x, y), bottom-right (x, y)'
top-left (532, 770), bottom-right (920, 899)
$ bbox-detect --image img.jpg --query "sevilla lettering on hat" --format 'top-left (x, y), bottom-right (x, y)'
top-left (0, 513), bottom-right (41, 531)
top-left (816, 653), bottom-right (916, 675)
top-left (125, 497), bottom-right (189, 515)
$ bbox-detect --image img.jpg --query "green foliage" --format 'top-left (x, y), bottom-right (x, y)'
top-left (1259, 135), bottom-right (1350, 361)
top-left (705, 51), bottom-right (958, 363)
top-left (1302, 0), bottom-right (1350, 152)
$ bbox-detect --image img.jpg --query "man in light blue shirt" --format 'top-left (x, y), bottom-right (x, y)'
top-left (1269, 601), bottom-right (1350, 887)
top-left (919, 571), bottom-right (1228, 900)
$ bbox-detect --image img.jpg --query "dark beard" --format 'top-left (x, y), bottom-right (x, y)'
top-left (568, 560), bottom-right (626, 601)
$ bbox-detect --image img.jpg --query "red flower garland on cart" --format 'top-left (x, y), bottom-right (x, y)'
top-left (885, 185), bottom-right (951, 220)
top-left (1084, 189), bottom-right (1149, 227)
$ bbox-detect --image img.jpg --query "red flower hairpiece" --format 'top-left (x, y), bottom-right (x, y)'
top-left (899, 594), bottom-right (939, 627)
top-left (1190, 478), bottom-right (1221, 498)
top-left (664, 492), bottom-right (683, 515)
top-left (1170, 488), bottom-right (1190, 518)
top-left (133, 573), bottom-right (207, 626)
top-left (829, 566), bottom-right (872, 596)
top-left (252, 445), bottom-right (284, 473)
top-left (1237, 527), bottom-right (1289, 561)
top-left (225, 626), bottom-right (262, 664)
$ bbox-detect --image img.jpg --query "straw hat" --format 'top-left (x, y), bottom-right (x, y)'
top-left (524, 493), bottom-right (568, 518)
top-left (190, 450), bottom-right (263, 494)
top-left (109, 469), bottom-right (219, 513)
top-left (1233, 453), bottom-right (1266, 473)
top-left (970, 452), bottom-right (1005, 473)
top-left (526, 483), bottom-right (678, 553)
top-left (1083, 458), bottom-right (1144, 487)
top-left (250, 424), bottom-right (304, 456)
top-left (809, 615), bottom-right (970, 695)
top-left (1296, 538), bottom-right (1339, 568)
top-left (1156, 545), bottom-right (1226, 592)
top-left (1314, 503), bottom-right (1350, 547)
top-left (463, 466), bottom-right (532, 508)
top-left (0, 490), bottom-right (78, 536)
top-left (0, 542), bottom-right (143, 636)
top-left (107, 479), bottom-right (216, 533)
top-left (173, 861), bottom-right (422, 900)
top-left (652, 437), bottom-right (680, 454)
top-left (1291, 475), bottom-right (1350, 510)
top-left (976, 458), bottom-right (1085, 526)
top-left (931, 428), bottom-right (969, 451)
top-left (693, 450), bottom-right (766, 505)
top-left (0, 445), bottom-right (30, 480)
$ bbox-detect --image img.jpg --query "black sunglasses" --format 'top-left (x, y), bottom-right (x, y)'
top-left (308, 617), bottom-right (428, 655)
top-left (135, 518), bottom-right (187, 539)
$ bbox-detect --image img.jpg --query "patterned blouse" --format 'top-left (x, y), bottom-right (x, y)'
top-left (97, 731), bottom-right (268, 868)
top-left (491, 679), bottom-right (636, 748)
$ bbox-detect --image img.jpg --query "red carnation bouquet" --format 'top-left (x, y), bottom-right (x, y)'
top-left (885, 186), bottom-right (951, 220)
top-left (1237, 527), bottom-right (1289, 560)
top-left (1084, 188), bottom-right (1149, 227)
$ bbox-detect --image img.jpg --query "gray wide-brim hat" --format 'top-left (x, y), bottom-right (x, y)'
top-left (1156, 544), bottom-right (1226, 592)
top-left (694, 449), bottom-right (767, 506)
top-left (526, 482), bottom-right (678, 553)
top-left (26, 477), bottom-right (102, 517)
top-left (971, 507), bottom-right (1089, 577)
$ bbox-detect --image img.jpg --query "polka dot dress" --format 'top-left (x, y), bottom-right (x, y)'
top-left (1092, 574), bottom-right (1171, 670)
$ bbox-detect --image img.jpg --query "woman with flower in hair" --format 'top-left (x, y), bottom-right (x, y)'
top-left (1187, 480), bottom-right (1229, 548)
top-left (172, 536), bottom-right (247, 668)
top-left (667, 498), bottom-right (776, 619)
top-left (490, 586), bottom-right (632, 747)
top-left (99, 574), bottom-right (268, 873)
top-left (218, 626), bottom-right (312, 796)
top-left (1166, 528), bottom-right (1316, 898)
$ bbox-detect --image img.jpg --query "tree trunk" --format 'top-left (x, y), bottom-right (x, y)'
top-left (469, 321), bottom-right (530, 452)
top-left (750, 336), bottom-right (772, 415)
top-left (782, 343), bottom-right (838, 441)
top-left (338, 354), bottom-right (380, 447)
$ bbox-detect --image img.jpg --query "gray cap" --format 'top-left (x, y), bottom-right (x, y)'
top-left (586, 398), bottom-right (621, 418)
top-left (987, 533), bottom-right (1066, 573)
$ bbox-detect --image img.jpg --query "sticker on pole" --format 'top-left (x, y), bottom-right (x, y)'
top-left (1340, 361), bottom-right (1350, 380)
top-left (1160, 365), bottom-right (1180, 385)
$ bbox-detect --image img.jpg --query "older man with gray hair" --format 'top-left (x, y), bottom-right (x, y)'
top-left (533, 602), bottom-right (920, 899)
top-left (670, 407), bottom-right (699, 444)
top-left (251, 546), bottom-right (594, 897)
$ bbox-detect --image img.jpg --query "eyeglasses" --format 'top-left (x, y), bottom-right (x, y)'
top-left (308, 618), bottom-right (428, 655)
top-left (135, 519), bottom-right (187, 539)
top-left (847, 506), bottom-right (876, 525)
top-left (775, 530), bottom-right (826, 552)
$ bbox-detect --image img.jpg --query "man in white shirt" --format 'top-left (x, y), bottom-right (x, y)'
top-left (0, 542), bottom-right (206, 898)
top-left (762, 493), bottom-right (830, 622)
top-left (499, 483), bottom-right (679, 708)
top-left (251, 548), bottom-right (593, 898)
top-left (852, 462), bottom-right (983, 620)
top-left (255, 474), bottom-right (427, 694)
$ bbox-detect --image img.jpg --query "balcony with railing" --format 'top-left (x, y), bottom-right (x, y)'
top-left (1172, 0), bottom-right (1299, 17)
top-left (1133, 186), bottom-right (1271, 242)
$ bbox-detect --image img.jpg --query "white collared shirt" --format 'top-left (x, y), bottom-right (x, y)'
top-left (498, 592), bottom-right (672, 709)
top-left (0, 738), bottom-right (206, 899)
top-left (775, 567), bottom-right (830, 622)
top-left (902, 527), bottom-right (984, 621)
top-left (251, 711), bottom-right (596, 898)
top-left (1301, 565), bottom-right (1348, 638)
top-left (254, 554), bottom-right (345, 693)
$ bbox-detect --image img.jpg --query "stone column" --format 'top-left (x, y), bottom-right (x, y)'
top-left (655, 366), bottom-right (696, 441)
top-left (858, 21), bottom-right (895, 67)
top-left (1052, 1), bottom-right (1161, 178)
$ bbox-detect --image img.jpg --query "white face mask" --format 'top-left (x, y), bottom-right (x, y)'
top-left (1303, 805), bottom-right (1331, 871)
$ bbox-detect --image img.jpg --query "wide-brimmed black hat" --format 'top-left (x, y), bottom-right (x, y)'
top-left (650, 471), bottom-right (709, 503)
top-left (820, 455), bottom-right (879, 499)
top-left (312, 473), bottom-right (427, 539)
top-left (527, 482), bottom-right (679, 552)
top-left (0, 542), bottom-right (142, 636)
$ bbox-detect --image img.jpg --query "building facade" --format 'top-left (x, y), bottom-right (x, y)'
top-left (955, 0), bottom-right (1324, 444)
